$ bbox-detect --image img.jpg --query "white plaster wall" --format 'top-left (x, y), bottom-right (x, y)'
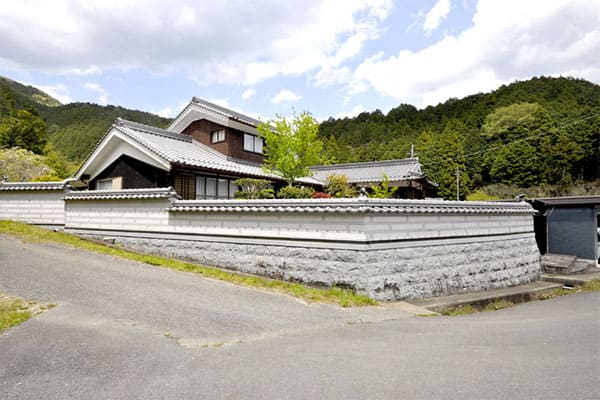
top-left (65, 198), bottom-right (171, 232)
top-left (0, 190), bottom-right (65, 226)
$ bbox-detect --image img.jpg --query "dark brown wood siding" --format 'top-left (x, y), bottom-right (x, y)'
top-left (90, 155), bottom-right (169, 190)
top-left (181, 119), bottom-right (265, 164)
top-left (174, 174), bottom-right (196, 200)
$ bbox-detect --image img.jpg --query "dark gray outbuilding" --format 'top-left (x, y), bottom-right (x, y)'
top-left (530, 196), bottom-right (600, 263)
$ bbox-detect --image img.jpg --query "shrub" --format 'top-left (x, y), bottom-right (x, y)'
top-left (312, 191), bottom-right (332, 199)
top-left (369, 173), bottom-right (398, 199)
top-left (233, 178), bottom-right (274, 199)
top-left (277, 185), bottom-right (315, 199)
top-left (324, 174), bottom-right (356, 198)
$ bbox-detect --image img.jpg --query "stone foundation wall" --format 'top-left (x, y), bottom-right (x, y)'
top-left (83, 233), bottom-right (539, 301)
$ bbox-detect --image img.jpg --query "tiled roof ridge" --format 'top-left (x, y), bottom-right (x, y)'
top-left (169, 198), bottom-right (535, 215)
top-left (64, 187), bottom-right (178, 201)
top-left (191, 97), bottom-right (263, 127)
top-left (311, 158), bottom-right (420, 171)
top-left (116, 118), bottom-right (192, 142)
top-left (0, 181), bottom-right (70, 191)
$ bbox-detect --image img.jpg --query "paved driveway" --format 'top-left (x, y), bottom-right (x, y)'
top-left (1, 235), bottom-right (599, 399)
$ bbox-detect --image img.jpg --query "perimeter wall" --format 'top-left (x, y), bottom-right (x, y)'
top-left (61, 188), bottom-right (541, 300)
top-left (1, 184), bottom-right (541, 300)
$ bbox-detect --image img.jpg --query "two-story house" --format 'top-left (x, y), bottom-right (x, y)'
top-left (74, 97), bottom-right (436, 199)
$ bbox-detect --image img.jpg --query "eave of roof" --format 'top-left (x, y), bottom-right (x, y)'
top-left (530, 195), bottom-right (600, 206)
top-left (0, 181), bottom-right (70, 191)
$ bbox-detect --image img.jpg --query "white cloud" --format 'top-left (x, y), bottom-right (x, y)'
top-left (335, 105), bottom-right (365, 119)
top-left (423, 0), bottom-right (451, 36)
top-left (0, 0), bottom-right (392, 88)
top-left (241, 89), bottom-right (256, 100)
top-left (352, 0), bottom-right (600, 107)
top-left (83, 82), bottom-right (109, 105)
top-left (35, 84), bottom-right (73, 104)
top-left (271, 89), bottom-right (302, 104)
top-left (156, 107), bottom-right (173, 118)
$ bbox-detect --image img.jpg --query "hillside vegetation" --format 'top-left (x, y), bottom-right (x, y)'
top-left (0, 76), bottom-right (169, 167)
top-left (1, 75), bottom-right (598, 198)
top-left (318, 76), bottom-right (600, 198)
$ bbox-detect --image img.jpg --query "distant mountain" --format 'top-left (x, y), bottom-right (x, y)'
top-left (0, 76), bottom-right (62, 108)
top-left (0, 75), bottom-right (170, 162)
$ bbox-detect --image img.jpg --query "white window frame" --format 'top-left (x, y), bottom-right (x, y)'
top-left (96, 177), bottom-right (122, 190)
top-left (243, 133), bottom-right (264, 154)
top-left (211, 129), bottom-right (225, 144)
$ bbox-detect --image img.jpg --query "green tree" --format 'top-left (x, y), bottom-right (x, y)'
top-left (481, 102), bottom-right (582, 187)
top-left (0, 85), bottom-right (16, 119)
top-left (369, 173), bottom-right (398, 198)
top-left (324, 174), bottom-right (356, 198)
top-left (0, 105), bottom-right (48, 154)
top-left (258, 111), bottom-right (324, 185)
top-left (418, 121), bottom-right (469, 200)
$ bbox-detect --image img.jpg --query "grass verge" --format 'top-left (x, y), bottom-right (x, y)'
top-left (0, 291), bottom-right (54, 334)
top-left (0, 221), bottom-right (377, 307)
top-left (434, 279), bottom-right (600, 316)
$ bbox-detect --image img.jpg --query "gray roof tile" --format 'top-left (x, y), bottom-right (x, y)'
top-left (310, 158), bottom-right (424, 184)
top-left (115, 119), bottom-right (279, 180)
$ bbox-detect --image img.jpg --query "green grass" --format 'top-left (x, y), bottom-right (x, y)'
top-left (437, 304), bottom-right (479, 316)
top-left (0, 297), bottom-right (31, 333)
top-left (0, 292), bottom-right (54, 333)
top-left (0, 220), bottom-right (377, 308)
top-left (483, 299), bottom-right (514, 312)
top-left (582, 278), bottom-right (600, 291)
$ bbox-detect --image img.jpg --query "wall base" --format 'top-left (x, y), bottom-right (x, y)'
top-left (80, 232), bottom-right (541, 301)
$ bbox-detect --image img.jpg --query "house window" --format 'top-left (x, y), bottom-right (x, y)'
top-left (211, 130), bottom-right (225, 143)
top-left (243, 133), bottom-right (263, 154)
top-left (195, 175), bottom-right (239, 199)
top-left (97, 178), bottom-right (113, 190)
top-left (96, 177), bottom-right (122, 190)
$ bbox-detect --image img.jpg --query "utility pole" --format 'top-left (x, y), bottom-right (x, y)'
top-left (410, 144), bottom-right (414, 158)
top-left (455, 166), bottom-right (460, 201)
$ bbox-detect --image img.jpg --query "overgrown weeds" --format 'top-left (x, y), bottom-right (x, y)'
top-left (0, 221), bottom-right (377, 307)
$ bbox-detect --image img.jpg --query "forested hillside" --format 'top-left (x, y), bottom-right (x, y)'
top-left (39, 103), bottom-right (169, 161)
top-left (319, 77), bottom-right (600, 198)
top-left (1, 74), bottom-right (598, 198)
top-left (0, 76), bottom-right (169, 180)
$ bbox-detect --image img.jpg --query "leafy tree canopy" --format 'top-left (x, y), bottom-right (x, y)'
top-left (258, 111), bottom-right (324, 185)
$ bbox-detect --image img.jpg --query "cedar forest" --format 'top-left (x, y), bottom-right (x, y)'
top-left (0, 75), bottom-right (599, 199)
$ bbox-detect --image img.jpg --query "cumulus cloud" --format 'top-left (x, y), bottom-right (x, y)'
top-left (36, 84), bottom-right (73, 104)
top-left (0, 0), bottom-right (392, 87)
top-left (241, 89), bottom-right (256, 100)
top-left (271, 90), bottom-right (301, 104)
top-left (83, 82), bottom-right (109, 105)
top-left (423, 0), bottom-right (451, 36)
top-left (335, 105), bottom-right (365, 119)
top-left (352, 0), bottom-right (600, 107)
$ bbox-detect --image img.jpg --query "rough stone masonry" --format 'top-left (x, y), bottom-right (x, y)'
top-left (60, 190), bottom-right (541, 301)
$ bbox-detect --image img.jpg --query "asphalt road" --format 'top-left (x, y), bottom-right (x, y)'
top-left (1, 235), bottom-right (599, 400)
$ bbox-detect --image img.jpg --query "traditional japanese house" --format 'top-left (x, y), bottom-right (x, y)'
top-left (75, 97), bottom-right (435, 199)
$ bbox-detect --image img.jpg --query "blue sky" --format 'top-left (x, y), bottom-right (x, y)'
top-left (1, 0), bottom-right (599, 122)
